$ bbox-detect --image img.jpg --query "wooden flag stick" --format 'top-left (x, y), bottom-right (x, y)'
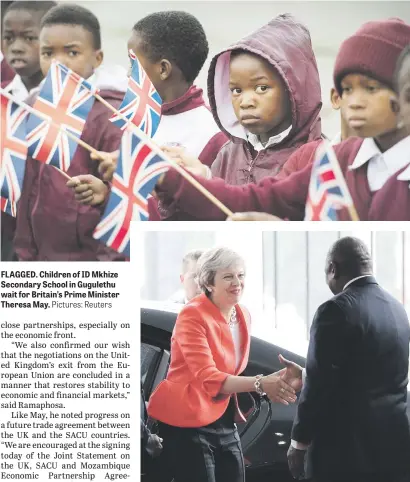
top-left (1, 89), bottom-right (104, 182)
top-left (53, 167), bottom-right (72, 181)
top-left (347, 205), bottom-right (360, 222)
top-left (94, 92), bottom-right (234, 218)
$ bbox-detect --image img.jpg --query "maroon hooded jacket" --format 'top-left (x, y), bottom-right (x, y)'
top-left (208, 14), bottom-right (322, 184)
top-left (14, 86), bottom-right (127, 261)
top-left (156, 137), bottom-right (410, 221)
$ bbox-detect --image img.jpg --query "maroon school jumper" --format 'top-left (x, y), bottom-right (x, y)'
top-left (208, 14), bottom-right (322, 184)
top-left (369, 164), bottom-right (410, 220)
top-left (157, 137), bottom-right (408, 221)
top-left (14, 89), bottom-right (127, 261)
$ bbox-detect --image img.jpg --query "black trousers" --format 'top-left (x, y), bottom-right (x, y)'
top-left (155, 399), bottom-right (245, 482)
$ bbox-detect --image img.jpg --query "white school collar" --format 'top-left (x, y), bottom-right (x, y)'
top-left (3, 75), bottom-right (30, 101)
top-left (397, 163), bottom-right (410, 183)
top-left (247, 124), bottom-right (292, 152)
top-left (348, 135), bottom-right (410, 174)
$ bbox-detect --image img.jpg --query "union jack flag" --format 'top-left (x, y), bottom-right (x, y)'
top-left (305, 141), bottom-right (355, 221)
top-left (93, 130), bottom-right (169, 257)
top-left (1, 196), bottom-right (16, 217)
top-left (110, 52), bottom-right (162, 136)
top-left (129, 49), bottom-right (137, 64)
top-left (26, 61), bottom-right (96, 171)
top-left (0, 92), bottom-right (28, 216)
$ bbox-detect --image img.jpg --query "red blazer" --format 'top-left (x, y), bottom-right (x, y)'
top-left (147, 293), bottom-right (251, 427)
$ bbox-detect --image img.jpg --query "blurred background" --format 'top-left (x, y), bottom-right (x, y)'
top-left (62, 1), bottom-right (410, 137)
top-left (140, 230), bottom-right (410, 357)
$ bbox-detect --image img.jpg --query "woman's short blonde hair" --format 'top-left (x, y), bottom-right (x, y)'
top-left (196, 247), bottom-right (245, 294)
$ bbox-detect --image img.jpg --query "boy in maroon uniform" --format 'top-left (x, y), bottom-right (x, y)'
top-left (14, 4), bottom-right (127, 260)
top-left (368, 45), bottom-right (410, 220)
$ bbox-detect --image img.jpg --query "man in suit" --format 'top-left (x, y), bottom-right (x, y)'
top-left (168, 249), bottom-right (203, 304)
top-left (287, 236), bottom-right (410, 482)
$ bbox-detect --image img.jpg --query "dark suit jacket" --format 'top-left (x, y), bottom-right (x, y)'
top-left (292, 276), bottom-right (410, 479)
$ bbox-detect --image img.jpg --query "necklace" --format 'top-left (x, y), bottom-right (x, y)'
top-left (229, 307), bottom-right (238, 327)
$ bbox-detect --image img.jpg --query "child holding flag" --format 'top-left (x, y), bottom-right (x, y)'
top-left (275, 87), bottom-right (355, 181)
top-left (155, 14), bottom-right (323, 186)
top-left (70, 11), bottom-right (228, 221)
top-left (71, 13), bottom-right (323, 220)
top-left (154, 18), bottom-right (410, 221)
top-left (13, 3), bottom-right (127, 260)
top-left (203, 13), bottom-right (323, 184)
top-left (129, 11), bottom-right (227, 169)
top-left (1, 1), bottom-right (56, 261)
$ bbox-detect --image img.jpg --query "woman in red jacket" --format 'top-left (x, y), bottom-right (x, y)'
top-left (148, 247), bottom-right (298, 482)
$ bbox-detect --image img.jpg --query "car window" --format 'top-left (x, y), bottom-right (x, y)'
top-left (141, 342), bottom-right (162, 397)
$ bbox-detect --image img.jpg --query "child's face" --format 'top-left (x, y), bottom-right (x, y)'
top-left (339, 74), bottom-right (398, 139)
top-left (2, 9), bottom-right (42, 79)
top-left (229, 52), bottom-right (291, 143)
top-left (397, 55), bottom-right (410, 135)
top-left (39, 25), bottom-right (103, 80)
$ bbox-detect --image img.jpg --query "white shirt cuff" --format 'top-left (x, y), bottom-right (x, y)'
top-left (291, 439), bottom-right (310, 450)
top-left (203, 165), bottom-right (212, 179)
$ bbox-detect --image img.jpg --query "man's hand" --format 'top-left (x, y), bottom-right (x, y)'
top-left (279, 354), bottom-right (303, 392)
top-left (66, 175), bottom-right (108, 206)
top-left (90, 150), bottom-right (119, 182)
top-left (228, 212), bottom-right (283, 221)
top-left (261, 372), bottom-right (297, 405)
top-left (146, 434), bottom-right (163, 458)
top-left (162, 145), bottom-right (208, 177)
top-left (287, 445), bottom-right (307, 479)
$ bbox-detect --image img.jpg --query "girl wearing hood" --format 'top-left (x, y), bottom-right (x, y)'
top-left (205, 13), bottom-right (322, 185)
top-left (70, 14), bottom-right (323, 219)
top-left (154, 18), bottom-right (410, 222)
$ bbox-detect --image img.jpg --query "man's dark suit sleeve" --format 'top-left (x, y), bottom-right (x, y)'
top-left (292, 300), bottom-right (352, 444)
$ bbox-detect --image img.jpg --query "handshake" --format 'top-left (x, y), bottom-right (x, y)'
top-left (261, 354), bottom-right (303, 405)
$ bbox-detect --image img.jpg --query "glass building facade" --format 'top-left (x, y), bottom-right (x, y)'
top-left (141, 230), bottom-right (410, 357)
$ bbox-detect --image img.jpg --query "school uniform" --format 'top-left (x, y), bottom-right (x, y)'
top-left (208, 14), bottom-right (322, 185)
top-left (1, 73), bottom-right (31, 101)
top-left (148, 85), bottom-right (228, 220)
top-left (156, 16), bottom-right (410, 222)
top-left (275, 132), bottom-right (343, 180)
top-left (1, 74), bottom-right (34, 261)
top-left (368, 161), bottom-right (410, 220)
top-left (155, 135), bottom-right (410, 221)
